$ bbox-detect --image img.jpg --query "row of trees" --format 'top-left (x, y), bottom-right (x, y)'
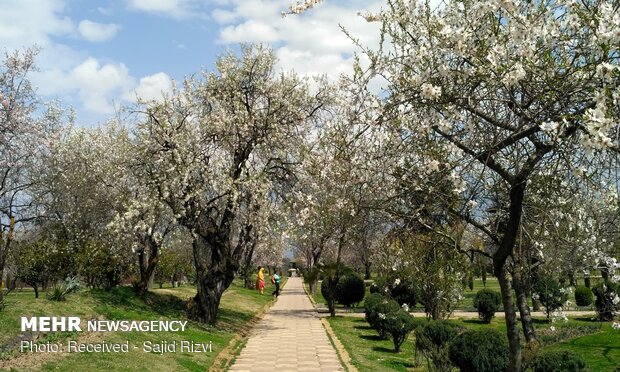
top-left (2, 2), bottom-right (619, 370)
top-left (287, 1), bottom-right (620, 371)
top-left (1, 47), bottom-right (296, 324)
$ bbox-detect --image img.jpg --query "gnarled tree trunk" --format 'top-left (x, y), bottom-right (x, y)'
top-left (135, 237), bottom-right (159, 295)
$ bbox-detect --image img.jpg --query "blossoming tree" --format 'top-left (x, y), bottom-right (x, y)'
top-left (0, 48), bottom-right (67, 286)
top-left (362, 0), bottom-right (620, 370)
top-left (134, 45), bottom-right (328, 324)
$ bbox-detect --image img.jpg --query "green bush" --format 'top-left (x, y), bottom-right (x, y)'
top-left (415, 320), bottom-right (461, 372)
top-left (369, 277), bottom-right (385, 294)
top-left (390, 277), bottom-right (419, 308)
top-left (335, 274), bottom-right (365, 307)
top-left (529, 350), bottom-right (587, 372)
top-left (574, 286), bottom-right (593, 307)
top-left (533, 276), bottom-right (568, 320)
top-left (448, 328), bottom-right (509, 372)
top-left (64, 276), bottom-right (82, 293)
top-left (473, 289), bottom-right (502, 323)
top-left (592, 280), bottom-right (620, 321)
top-left (381, 309), bottom-right (417, 352)
top-left (369, 276), bottom-right (419, 308)
top-left (364, 293), bottom-right (383, 316)
top-left (320, 276), bottom-right (337, 306)
top-left (364, 293), bottom-right (400, 339)
top-left (47, 283), bottom-right (69, 301)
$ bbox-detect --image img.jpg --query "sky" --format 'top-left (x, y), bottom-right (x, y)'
top-left (0, 0), bottom-right (383, 125)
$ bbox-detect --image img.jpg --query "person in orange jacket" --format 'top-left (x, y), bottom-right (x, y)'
top-left (255, 266), bottom-right (265, 295)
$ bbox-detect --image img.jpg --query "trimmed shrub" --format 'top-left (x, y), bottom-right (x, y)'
top-left (364, 293), bottom-right (383, 317)
top-left (574, 286), bottom-right (593, 307)
top-left (321, 277), bottom-right (334, 301)
top-left (530, 350), bottom-right (587, 372)
top-left (335, 274), bottom-right (365, 307)
top-left (448, 328), bottom-right (509, 372)
top-left (415, 320), bottom-right (461, 372)
top-left (369, 276), bottom-right (419, 308)
top-left (364, 293), bottom-right (400, 339)
top-left (47, 283), bottom-right (69, 301)
top-left (390, 278), bottom-right (419, 308)
top-left (473, 289), bottom-right (502, 323)
top-left (381, 309), bottom-right (417, 352)
top-left (533, 276), bottom-right (568, 320)
top-left (369, 277), bottom-right (386, 294)
top-left (592, 280), bottom-right (620, 321)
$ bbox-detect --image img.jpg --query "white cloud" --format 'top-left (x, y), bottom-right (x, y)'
top-left (36, 58), bottom-right (134, 114)
top-left (78, 20), bottom-right (121, 42)
top-left (126, 72), bottom-right (173, 102)
top-left (125, 0), bottom-right (205, 19)
top-left (213, 0), bottom-right (384, 80)
top-left (0, 0), bottom-right (74, 49)
top-left (219, 21), bottom-right (280, 43)
top-left (97, 7), bottom-right (114, 16)
top-left (212, 9), bottom-right (238, 24)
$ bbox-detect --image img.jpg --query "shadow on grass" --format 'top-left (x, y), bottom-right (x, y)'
top-left (90, 286), bottom-right (187, 319)
top-left (217, 307), bottom-right (256, 333)
top-left (360, 334), bottom-right (385, 341)
top-left (531, 318), bottom-right (553, 324)
top-left (372, 345), bottom-right (400, 354)
top-left (573, 317), bottom-right (600, 322)
top-left (462, 319), bottom-right (487, 325)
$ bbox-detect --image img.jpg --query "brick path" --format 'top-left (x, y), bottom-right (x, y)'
top-left (228, 277), bottom-right (343, 372)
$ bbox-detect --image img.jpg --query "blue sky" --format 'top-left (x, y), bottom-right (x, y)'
top-left (0, 0), bottom-right (382, 125)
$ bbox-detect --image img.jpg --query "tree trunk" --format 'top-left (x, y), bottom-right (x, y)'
top-left (192, 268), bottom-right (234, 325)
top-left (482, 268), bottom-right (487, 287)
top-left (189, 229), bottom-right (240, 325)
top-left (513, 270), bottom-right (536, 343)
top-left (364, 261), bottom-right (372, 280)
top-left (495, 265), bottom-right (521, 372)
top-left (309, 280), bottom-right (317, 294)
top-left (568, 271), bottom-right (577, 287)
top-left (241, 241), bottom-right (257, 289)
top-left (0, 253), bottom-right (4, 290)
top-left (601, 267), bottom-right (609, 281)
top-left (309, 248), bottom-right (323, 295)
top-left (135, 238), bottom-right (159, 295)
top-left (493, 182), bottom-right (527, 372)
top-left (0, 216), bottom-right (15, 290)
top-left (584, 273), bottom-right (591, 288)
top-left (328, 226), bottom-right (347, 318)
top-left (33, 284), bottom-right (39, 299)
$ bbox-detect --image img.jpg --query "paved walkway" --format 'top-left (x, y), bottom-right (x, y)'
top-left (229, 277), bottom-right (343, 372)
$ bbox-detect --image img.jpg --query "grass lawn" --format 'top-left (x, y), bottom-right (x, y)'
top-left (546, 320), bottom-right (620, 371)
top-left (327, 316), bottom-right (419, 372)
top-left (327, 314), bottom-right (620, 372)
top-left (0, 279), bottom-right (282, 371)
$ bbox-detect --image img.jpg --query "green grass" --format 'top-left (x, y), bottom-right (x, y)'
top-left (327, 316), bottom-right (419, 372)
top-left (546, 321), bottom-right (620, 371)
top-left (0, 279), bottom-right (280, 371)
top-left (327, 314), bottom-right (620, 372)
